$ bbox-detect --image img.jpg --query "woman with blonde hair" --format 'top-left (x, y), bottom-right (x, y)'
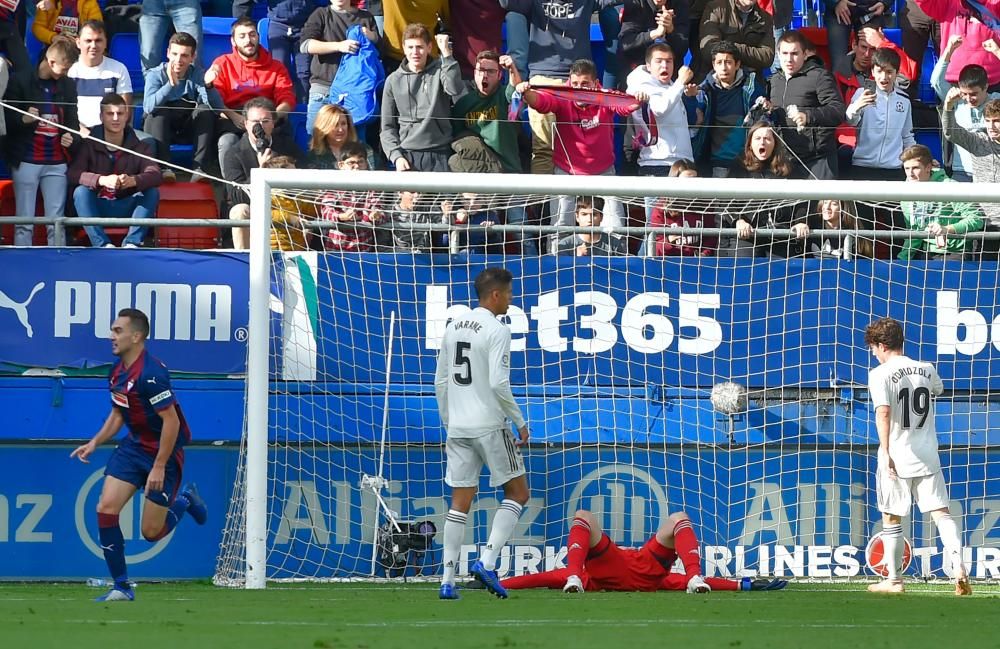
top-left (305, 104), bottom-right (376, 169)
top-left (808, 199), bottom-right (876, 259)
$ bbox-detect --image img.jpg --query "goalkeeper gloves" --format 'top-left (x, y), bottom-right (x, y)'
top-left (740, 577), bottom-right (789, 591)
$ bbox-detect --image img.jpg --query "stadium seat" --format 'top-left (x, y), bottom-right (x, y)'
top-left (0, 180), bottom-right (55, 246)
top-left (258, 18), bottom-right (270, 50)
top-left (202, 17), bottom-right (237, 65)
top-left (155, 182), bottom-right (220, 248)
top-left (799, 27), bottom-right (831, 69)
top-left (110, 32), bottom-right (144, 94)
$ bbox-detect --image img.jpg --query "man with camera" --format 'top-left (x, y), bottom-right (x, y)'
top-left (224, 96), bottom-right (304, 243)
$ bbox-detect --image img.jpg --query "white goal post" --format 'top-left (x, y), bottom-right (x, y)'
top-left (221, 169), bottom-right (1000, 589)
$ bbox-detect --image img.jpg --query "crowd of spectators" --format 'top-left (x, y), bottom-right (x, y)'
top-left (0, 0), bottom-right (998, 260)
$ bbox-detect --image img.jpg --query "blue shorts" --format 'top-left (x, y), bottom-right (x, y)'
top-left (105, 441), bottom-right (184, 507)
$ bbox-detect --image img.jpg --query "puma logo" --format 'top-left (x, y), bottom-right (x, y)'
top-left (0, 283), bottom-right (45, 337)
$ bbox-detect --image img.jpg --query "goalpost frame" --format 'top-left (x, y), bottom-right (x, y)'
top-left (244, 167), bottom-right (1000, 589)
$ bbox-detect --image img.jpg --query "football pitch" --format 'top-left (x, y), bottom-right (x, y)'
top-left (2, 582), bottom-right (998, 649)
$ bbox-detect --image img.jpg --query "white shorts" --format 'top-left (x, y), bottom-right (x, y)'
top-left (445, 429), bottom-right (525, 488)
top-left (876, 468), bottom-right (951, 517)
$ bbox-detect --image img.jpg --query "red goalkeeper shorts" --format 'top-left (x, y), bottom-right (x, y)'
top-left (584, 533), bottom-right (676, 592)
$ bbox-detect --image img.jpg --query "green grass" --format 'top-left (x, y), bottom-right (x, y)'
top-left (2, 581), bottom-right (998, 649)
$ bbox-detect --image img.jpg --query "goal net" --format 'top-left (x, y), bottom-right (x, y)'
top-left (215, 170), bottom-right (1000, 587)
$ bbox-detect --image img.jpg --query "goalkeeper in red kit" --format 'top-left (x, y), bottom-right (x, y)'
top-left (499, 509), bottom-right (788, 594)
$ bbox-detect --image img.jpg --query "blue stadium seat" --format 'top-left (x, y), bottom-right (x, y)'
top-left (914, 129), bottom-right (942, 162)
top-left (110, 32), bottom-right (143, 90)
top-left (201, 17), bottom-right (237, 65)
top-left (25, 29), bottom-right (45, 66)
top-left (883, 28), bottom-right (902, 47)
top-left (258, 18), bottom-right (270, 50)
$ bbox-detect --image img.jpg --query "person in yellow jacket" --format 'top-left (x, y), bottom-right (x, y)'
top-left (230, 155), bottom-right (317, 251)
top-left (33, 0), bottom-right (103, 45)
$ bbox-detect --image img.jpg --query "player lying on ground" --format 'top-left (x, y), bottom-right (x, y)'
top-left (497, 509), bottom-right (787, 593)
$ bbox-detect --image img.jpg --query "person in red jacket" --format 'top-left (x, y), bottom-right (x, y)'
top-left (205, 16), bottom-right (296, 178)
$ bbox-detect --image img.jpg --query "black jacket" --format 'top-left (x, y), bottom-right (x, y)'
top-left (224, 132), bottom-right (305, 205)
top-left (3, 72), bottom-right (79, 167)
top-left (619, 0), bottom-right (690, 74)
top-left (768, 55), bottom-right (845, 162)
top-left (726, 165), bottom-right (808, 257)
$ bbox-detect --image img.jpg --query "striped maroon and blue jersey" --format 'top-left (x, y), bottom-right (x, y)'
top-left (109, 350), bottom-right (191, 456)
top-left (0, 0), bottom-right (17, 23)
top-left (27, 79), bottom-right (68, 165)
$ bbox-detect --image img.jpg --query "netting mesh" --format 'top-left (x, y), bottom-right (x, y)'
top-left (214, 179), bottom-right (1000, 587)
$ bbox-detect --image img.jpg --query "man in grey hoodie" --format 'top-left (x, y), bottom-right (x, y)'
top-left (380, 22), bottom-right (466, 173)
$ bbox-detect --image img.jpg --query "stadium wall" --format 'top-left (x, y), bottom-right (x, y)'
top-left (2, 251), bottom-right (1000, 579)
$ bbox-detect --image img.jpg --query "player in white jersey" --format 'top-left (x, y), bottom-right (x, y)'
top-left (865, 317), bottom-right (971, 596)
top-left (434, 268), bottom-right (530, 601)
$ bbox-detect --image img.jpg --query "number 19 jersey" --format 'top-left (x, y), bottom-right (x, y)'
top-left (868, 354), bottom-right (945, 478)
top-left (434, 307), bottom-right (526, 438)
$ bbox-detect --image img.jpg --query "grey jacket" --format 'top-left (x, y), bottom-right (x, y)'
top-left (943, 107), bottom-right (1000, 227)
top-left (379, 56), bottom-right (466, 165)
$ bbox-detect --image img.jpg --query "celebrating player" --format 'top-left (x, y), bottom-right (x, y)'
top-left (499, 509), bottom-right (787, 594)
top-left (865, 317), bottom-right (971, 596)
top-left (434, 268), bottom-right (530, 600)
top-left (71, 309), bottom-right (207, 602)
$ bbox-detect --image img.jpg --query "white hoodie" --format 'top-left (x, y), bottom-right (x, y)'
top-left (625, 65), bottom-right (693, 167)
top-left (846, 85), bottom-right (915, 170)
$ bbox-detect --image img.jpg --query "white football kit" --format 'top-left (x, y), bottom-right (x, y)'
top-left (868, 354), bottom-right (950, 516)
top-left (435, 307), bottom-right (526, 488)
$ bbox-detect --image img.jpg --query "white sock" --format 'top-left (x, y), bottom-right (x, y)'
top-left (881, 524), bottom-right (903, 581)
top-left (441, 510), bottom-right (467, 586)
top-left (479, 500), bottom-right (523, 570)
top-left (934, 514), bottom-right (965, 578)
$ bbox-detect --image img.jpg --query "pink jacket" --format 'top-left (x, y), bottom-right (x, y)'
top-left (917, 0), bottom-right (1000, 84)
top-left (530, 91), bottom-right (634, 176)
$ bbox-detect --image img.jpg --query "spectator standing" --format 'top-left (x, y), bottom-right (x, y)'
top-left (450, 0), bottom-right (505, 79)
top-left (300, 0), bottom-right (379, 132)
top-left (380, 23), bottom-right (465, 173)
top-left (806, 199), bottom-right (876, 259)
top-left (388, 190), bottom-right (439, 252)
top-left (822, 0), bottom-right (891, 73)
top-left (932, 38), bottom-right (1000, 183)
top-left (691, 40), bottom-right (764, 177)
top-left (768, 30), bottom-right (846, 179)
top-left (942, 91), bottom-right (1000, 258)
top-left (5, 40), bottom-right (79, 246)
top-left (143, 32), bottom-right (224, 181)
top-left (620, 0), bottom-right (691, 78)
top-left (0, 0), bottom-right (30, 88)
top-left (845, 48), bottom-right (914, 181)
top-left (915, 0), bottom-right (1000, 88)
top-left (232, 0), bottom-right (318, 100)
top-left (500, 0), bottom-right (620, 175)
top-left (69, 20), bottom-right (133, 133)
top-left (451, 52), bottom-right (535, 254)
top-left (834, 26), bottom-right (917, 103)
top-left (899, 0), bottom-right (939, 97)
top-left (897, 144), bottom-right (983, 261)
top-left (699, 0), bottom-right (774, 78)
top-left (33, 0), bottom-right (102, 46)
top-left (205, 17), bottom-right (296, 178)
top-left (382, 0), bottom-right (448, 68)
top-left (519, 58), bottom-right (643, 252)
top-left (139, 0), bottom-right (203, 74)
top-left (69, 94), bottom-right (163, 248)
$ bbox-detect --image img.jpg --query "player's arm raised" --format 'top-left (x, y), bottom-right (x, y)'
top-left (71, 408), bottom-right (125, 463)
top-left (146, 405), bottom-right (180, 494)
top-left (489, 327), bottom-right (528, 445)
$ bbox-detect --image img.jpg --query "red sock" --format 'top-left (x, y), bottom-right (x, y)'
top-left (566, 517), bottom-right (591, 576)
top-left (660, 574), bottom-right (739, 591)
top-left (672, 519), bottom-right (702, 577)
top-left (502, 568), bottom-right (571, 590)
